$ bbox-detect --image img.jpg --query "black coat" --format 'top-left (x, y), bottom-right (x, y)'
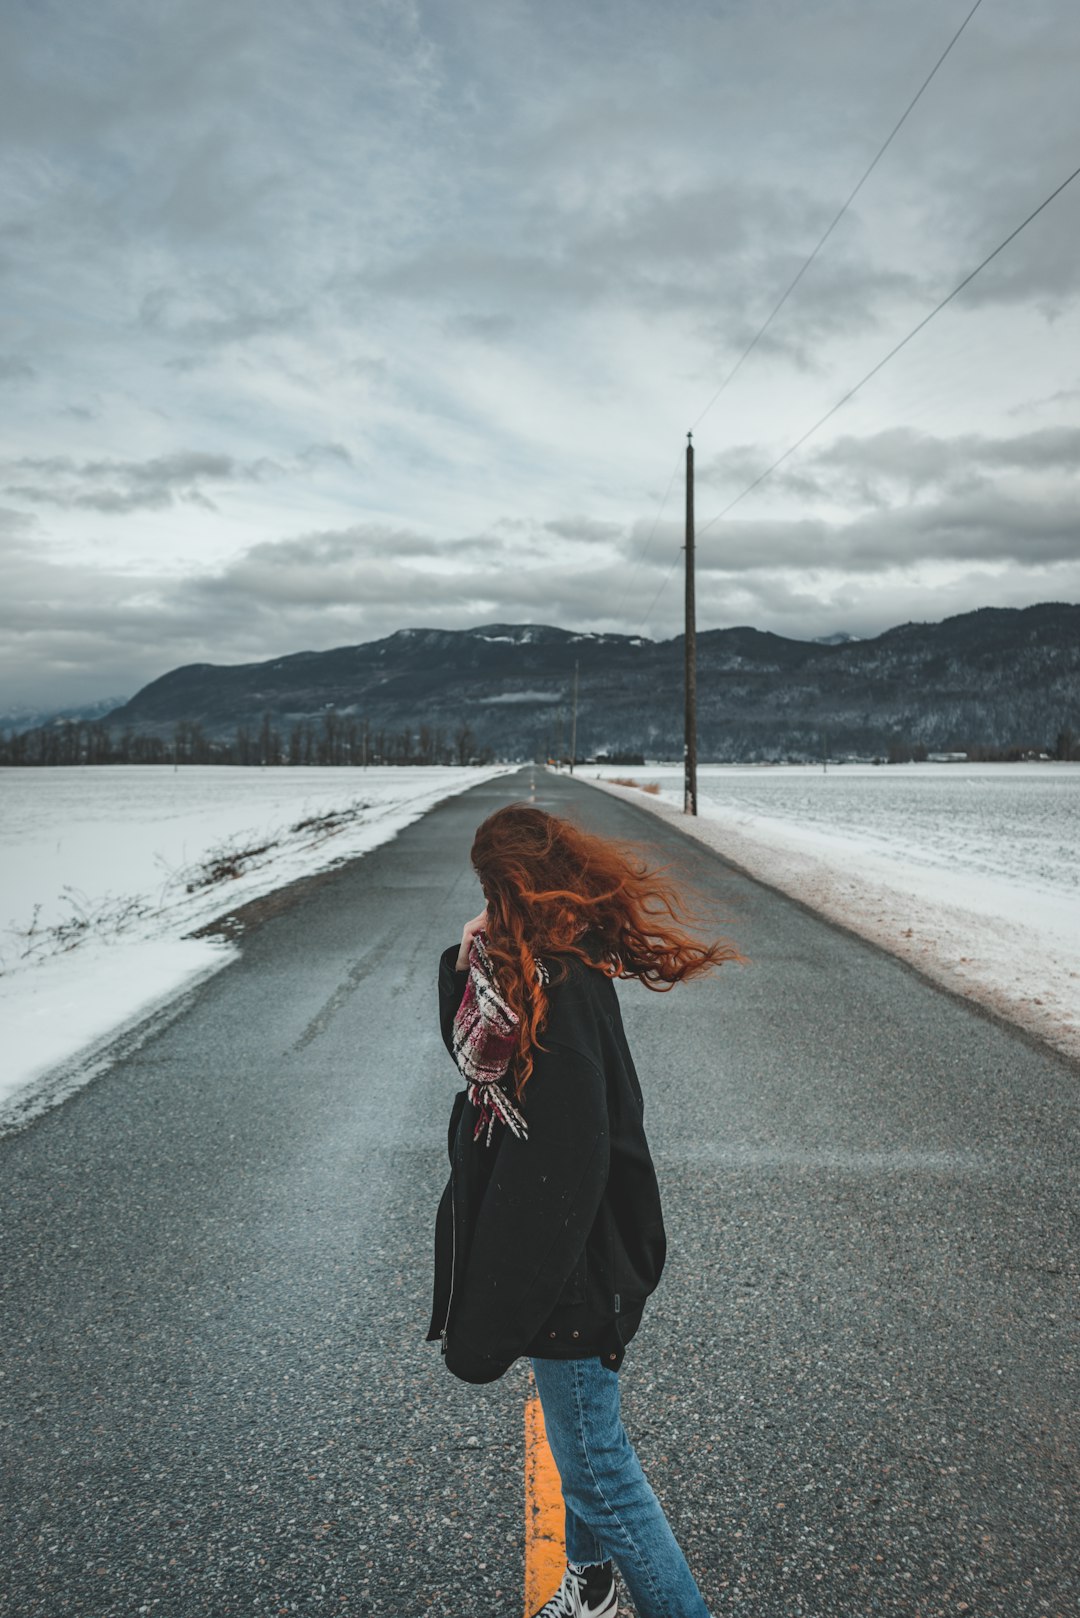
top-left (425, 939), bottom-right (667, 1383)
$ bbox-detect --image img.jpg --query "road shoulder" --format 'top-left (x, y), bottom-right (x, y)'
top-left (576, 771), bottom-right (1080, 1074)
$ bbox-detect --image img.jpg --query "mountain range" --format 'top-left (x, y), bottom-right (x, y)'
top-left (0, 695), bottom-right (130, 738)
top-left (87, 601), bottom-right (1079, 763)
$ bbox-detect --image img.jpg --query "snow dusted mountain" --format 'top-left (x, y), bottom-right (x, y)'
top-left (9, 604), bottom-right (1080, 764)
top-left (0, 695), bottom-right (130, 739)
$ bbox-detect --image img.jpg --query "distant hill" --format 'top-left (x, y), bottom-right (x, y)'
top-left (90, 602), bottom-right (1079, 762)
top-left (0, 695), bottom-right (130, 738)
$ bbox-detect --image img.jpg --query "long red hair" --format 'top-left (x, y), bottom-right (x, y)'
top-left (470, 802), bottom-right (744, 1100)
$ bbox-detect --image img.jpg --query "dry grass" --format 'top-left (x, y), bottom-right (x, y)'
top-left (607, 776), bottom-right (661, 794)
top-left (5, 889), bottom-right (153, 970)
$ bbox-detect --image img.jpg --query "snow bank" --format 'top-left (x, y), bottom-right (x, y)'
top-left (583, 762), bottom-right (1080, 1065)
top-left (0, 765), bottom-right (513, 1124)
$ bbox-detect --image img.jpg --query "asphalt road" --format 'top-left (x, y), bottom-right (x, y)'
top-left (2, 765), bottom-right (1077, 1618)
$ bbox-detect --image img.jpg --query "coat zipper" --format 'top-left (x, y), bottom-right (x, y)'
top-left (440, 1167), bottom-right (457, 1356)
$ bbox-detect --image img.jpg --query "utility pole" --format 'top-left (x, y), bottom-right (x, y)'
top-left (684, 431), bottom-right (698, 816)
top-left (569, 659), bottom-right (579, 774)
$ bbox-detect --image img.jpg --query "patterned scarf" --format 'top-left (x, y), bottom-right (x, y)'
top-left (451, 930), bottom-right (550, 1148)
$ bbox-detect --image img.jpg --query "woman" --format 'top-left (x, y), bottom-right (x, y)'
top-left (426, 802), bottom-right (741, 1618)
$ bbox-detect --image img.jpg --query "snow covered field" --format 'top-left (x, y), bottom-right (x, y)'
top-left (0, 765), bottom-right (513, 1124)
top-left (586, 762), bottom-right (1080, 1064)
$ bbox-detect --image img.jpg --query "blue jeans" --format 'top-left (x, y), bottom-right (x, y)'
top-left (530, 1355), bottom-right (713, 1618)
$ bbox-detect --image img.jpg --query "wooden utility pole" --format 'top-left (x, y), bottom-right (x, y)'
top-left (684, 431), bottom-right (698, 815)
top-left (569, 659), bottom-right (579, 774)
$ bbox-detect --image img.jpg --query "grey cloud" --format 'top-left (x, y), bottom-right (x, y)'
top-left (349, 174), bottom-right (926, 347)
top-left (297, 442), bottom-right (354, 468)
top-left (139, 280), bottom-right (307, 347)
top-left (3, 450), bottom-right (239, 513)
top-left (691, 567), bottom-right (1080, 649)
top-left (128, 541), bottom-right (1080, 650)
top-left (0, 504), bottom-right (38, 538)
top-left (820, 425), bottom-right (1080, 477)
top-left (668, 478), bottom-right (1078, 576)
top-left (339, 354), bottom-right (389, 384)
top-left (3, 502), bottom-right (1078, 708)
top-left (0, 355), bottom-right (35, 381)
top-left (226, 523), bottom-right (447, 569)
top-left (4, 482), bottom-right (177, 515)
top-left (1018, 385), bottom-right (1080, 412)
top-left (153, 124), bottom-right (285, 244)
top-left (699, 492), bottom-right (1080, 573)
top-left (3, 0), bottom-right (1080, 708)
top-left (544, 517), bottom-right (622, 544)
top-left (1, 447), bottom-right (348, 514)
top-left (447, 313), bottom-right (518, 342)
top-left (697, 424), bottom-right (1080, 519)
top-left (207, 524), bottom-right (625, 618)
top-left (764, 426), bottom-right (1080, 508)
top-left (194, 519), bottom-right (573, 610)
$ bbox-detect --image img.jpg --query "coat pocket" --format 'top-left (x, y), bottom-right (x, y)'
top-left (612, 1219), bottom-right (667, 1297)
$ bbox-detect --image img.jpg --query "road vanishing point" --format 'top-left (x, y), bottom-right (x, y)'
top-left (1, 766), bottom-right (1076, 1617)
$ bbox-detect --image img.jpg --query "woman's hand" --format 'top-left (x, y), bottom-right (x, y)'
top-left (455, 907), bottom-right (489, 971)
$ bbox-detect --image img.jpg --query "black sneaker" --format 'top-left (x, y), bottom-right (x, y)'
top-left (530, 1558), bottom-right (618, 1617)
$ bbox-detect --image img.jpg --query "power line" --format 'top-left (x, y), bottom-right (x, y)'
top-left (610, 449), bottom-right (683, 626)
top-left (689, 0), bottom-right (985, 435)
top-left (640, 153), bottom-right (1080, 630)
top-left (694, 157), bottom-right (1080, 538)
top-left (634, 0), bottom-right (986, 637)
top-left (636, 548), bottom-right (683, 638)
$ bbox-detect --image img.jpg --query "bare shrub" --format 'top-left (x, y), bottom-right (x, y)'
top-left (4, 888), bottom-right (153, 971)
top-left (290, 800), bottom-right (371, 837)
top-left (183, 837), bottom-right (279, 893)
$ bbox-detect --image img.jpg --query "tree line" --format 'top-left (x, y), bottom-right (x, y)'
top-left (0, 712), bottom-right (494, 768)
top-left (883, 727), bottom-right (1079, 764)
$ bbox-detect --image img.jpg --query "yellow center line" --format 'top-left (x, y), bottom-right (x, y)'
top-left (524, 1369), bottom-right (566, 1616)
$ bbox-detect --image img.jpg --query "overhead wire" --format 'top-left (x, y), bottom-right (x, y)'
top-left (609, 449), bottom-right (683, 625)
top-left (637, 547), bottom-right (684, 636)
top-left (633, 0), bottom-right (988, 637)
top-left (695, 157), bottom-right (1080, 539)
top-left (689, 0), bottom-right (986, 435)
top-left (638, 156), bottom-right (1080, 628)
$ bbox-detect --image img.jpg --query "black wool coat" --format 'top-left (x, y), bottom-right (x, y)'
top-left (425, 938), bottom-right (667, 1383)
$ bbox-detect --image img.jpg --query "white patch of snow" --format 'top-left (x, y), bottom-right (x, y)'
top-left (1, 939), bottom-right (232, 1132)
top-left (585, 761), bottom-right (1080, 1064)
top-left (479, 690), bottom-right (563, 705)
top-left (0, 764), bottom-right (514, 1121)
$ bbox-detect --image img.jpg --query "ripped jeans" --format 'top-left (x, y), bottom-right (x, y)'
top-left (529, 1355), bottom-right (713, 1618)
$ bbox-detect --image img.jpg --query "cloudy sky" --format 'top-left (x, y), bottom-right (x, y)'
top-left (3, 0), bottom-right (1080, 707)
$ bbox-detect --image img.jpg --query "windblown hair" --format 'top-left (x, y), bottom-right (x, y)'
top-left (470, 802), bottom-right (744, 1100)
